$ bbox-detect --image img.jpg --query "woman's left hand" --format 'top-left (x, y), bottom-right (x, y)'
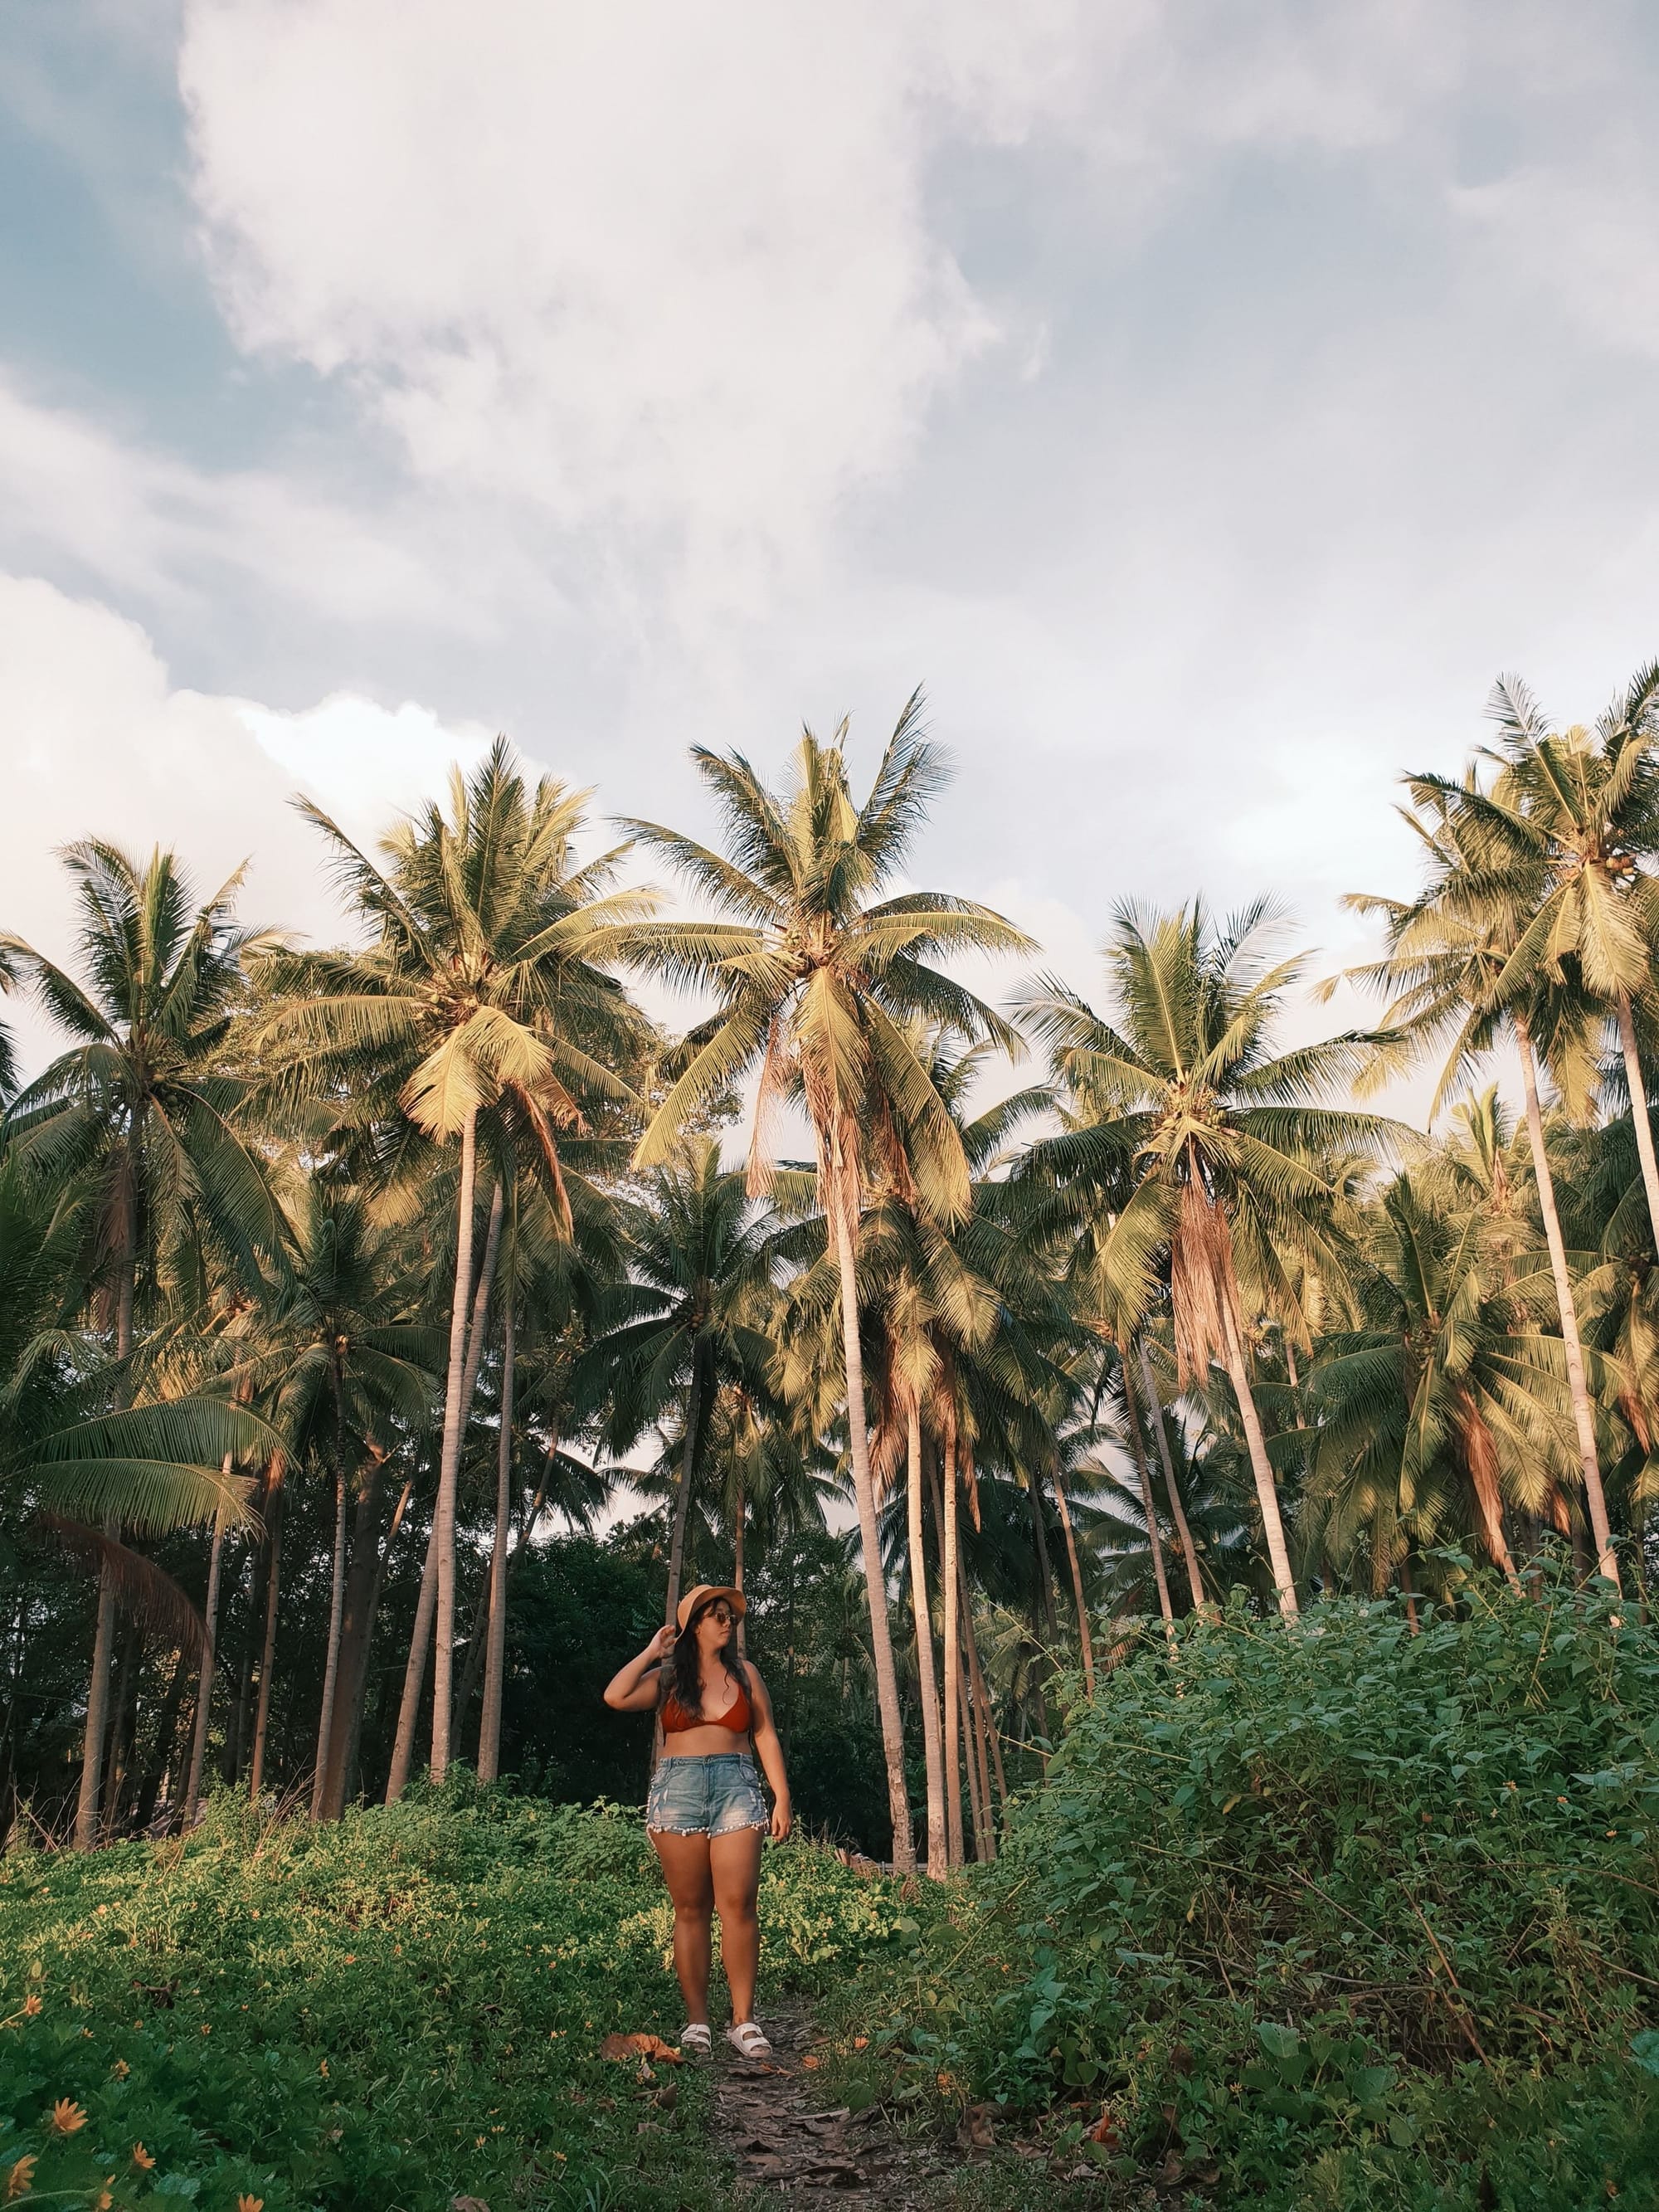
top-left (769, 1796), bottom-right (793, 1843)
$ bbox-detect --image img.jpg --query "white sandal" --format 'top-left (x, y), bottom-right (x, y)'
top-left (726, 2020), bottom-right (772, 2059)
top-left (680, 2023), bottom-right (713, 2059)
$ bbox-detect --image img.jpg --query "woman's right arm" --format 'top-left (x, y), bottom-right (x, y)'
top-left (602, 1625), bottom-right (675, 1711)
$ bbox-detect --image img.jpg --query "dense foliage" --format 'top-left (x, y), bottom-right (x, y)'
top-left (811, 1584), bottom-right (1659, 2209)
top-left (0, 1792), bottom-right (910, 2211)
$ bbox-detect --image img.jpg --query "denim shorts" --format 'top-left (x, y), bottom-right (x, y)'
top-left (645, 1752), bottom-right (768, 1837)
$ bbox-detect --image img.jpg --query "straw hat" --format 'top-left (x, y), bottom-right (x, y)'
top-left (675, 1583), bottom-right (747, 1634)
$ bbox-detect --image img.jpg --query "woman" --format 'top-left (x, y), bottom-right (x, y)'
top-left (603, 1584), bottom-right (792, 2059)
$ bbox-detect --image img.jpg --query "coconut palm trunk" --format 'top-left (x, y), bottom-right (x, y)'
top-left (931, 1440), bottom-right (965, 1866)
top-left (664, 1351), bottom-right (707, 1634)
top-left (1219, 1295), bottom-right (1299, 1615)
top-left (247, 1452), bottom-right (286, 1802)
top-left (1050, 1459), bottom-right (1099, 1689)
top-left (431, 1104), bottom-right (484, 1785)
top-left (387, 1168), bottom-right (501, 1800)
top-left (74, 1214), bottom-right (134, 1851)
top-left (310, 1460), bottom-right (349, 1815)
top-left (477, 1302), bottom-right (515, 1786)
top-left (1139, 1339), bottom-right (1206, 1610)
top-left (1617, 989), bottom-right (1659, 1261)
top-left (1118, 1356), bottom-right (1175, 1634)
top-left (182, 1483), bottom-right (230, 1827)
top-left (958, 1553), bottom-right (1005, 1817)
top-left (906, 1401), bottom-right (946, 1878)
top-left (828, 1144), bottom-right (915, 1872)
top-left (1515, 1014), bottom-right (1619, 1586)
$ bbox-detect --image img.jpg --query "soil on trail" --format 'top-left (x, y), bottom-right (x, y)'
top-left (709, 2003), bottom-right (950, 2205)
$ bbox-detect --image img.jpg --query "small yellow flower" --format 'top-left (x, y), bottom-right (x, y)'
top-left (133, 2143), bottom-right (156, 2170)
top-left (236, 2196), bottom-right (265, 2212)
top-left (94, 2182), bottom-right (114, 2212)
top-left (201, 2023), bottom-right (212, 2036)
top-left (319, 2059), bottom-right (328, 2078)
top-left (21, 1995), bottom-right (41, 2018)
top-left (110, 2059), bottom-right (130, 2079)
top-left (4, 2154), bottom-right (36, 2200)
top-left (47, 2098), bottom-right (88, 2135)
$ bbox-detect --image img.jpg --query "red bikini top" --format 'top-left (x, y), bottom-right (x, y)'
top-left (661, 1677), bottom-right (752, 1735)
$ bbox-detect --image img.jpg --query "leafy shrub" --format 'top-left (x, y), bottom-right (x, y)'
top-left (825, 1579), bottom-right (1659, 2209)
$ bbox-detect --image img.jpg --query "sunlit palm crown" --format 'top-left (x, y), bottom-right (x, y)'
top-left (622, 694), bottom-right (1034, 1224)
top-left (1016, 899), bottom-right (1398, 1340)
top-left (0, 840), bottom-right (288, 1289)
top-left (251, 738), bottom-right (658, 1201)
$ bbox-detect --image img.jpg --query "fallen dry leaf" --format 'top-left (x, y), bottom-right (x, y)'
top-left (599, 2032), bottom-right (683, 2065)
top-left (1087, 2107), bottom-right (1122, 2148)
top-left (452, 2197), bottom-right (490, 2212)
top-left (800, 2054), bottom-right (821, 2069)
top-left (958, 2104), bottom-right (997, 2151)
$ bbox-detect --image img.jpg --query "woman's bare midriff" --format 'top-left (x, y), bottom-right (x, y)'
top-left (659, 1725), bottom-right (756, 1760)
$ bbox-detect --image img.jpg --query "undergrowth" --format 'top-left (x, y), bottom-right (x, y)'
top-left (0, 1782), bottom-right (907, 2211)
top-left (812, 1575), bottom-right (1659, 2210)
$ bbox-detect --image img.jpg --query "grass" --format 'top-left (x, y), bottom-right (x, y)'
top-left (0, 1782), bottom-right (909, 2212)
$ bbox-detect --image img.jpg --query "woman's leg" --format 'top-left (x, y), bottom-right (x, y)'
top-left (653, 1830), bottom-right (714, 2025)
top-left (709, 1827), bottom-right (765, 2024)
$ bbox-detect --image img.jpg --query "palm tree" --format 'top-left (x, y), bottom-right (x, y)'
top-left (1475, 669), bottom-right (1659, 1258)
top-left (251, 1180), bottom-right (436, 1813)
top-left (623, 699), bottom-right (1033, 1865)
top-left (1304, 1159), bottom-right (1580, 1597)
top-left (578, 1135), bottom-right (779, 1630)
top-left (2, 843), bottom-right (286, 1844)
top-left (1337, 762), bottom-right (1622, 1586)
top-left (1018, 900), bottom-right (1394, 1615)
top-left (255, 741), bottom-right (656, 1782)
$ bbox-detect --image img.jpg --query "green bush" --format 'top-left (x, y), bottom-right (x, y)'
top-left (825, 1579), bottom-right (1659, 2210)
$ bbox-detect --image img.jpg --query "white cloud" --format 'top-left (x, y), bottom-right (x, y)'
top-left (0, 577), bottom-right (494, 1075)
top-left (0, 372), bottom-right (499, 633)
top-left (174, 0), bottom-right (1490, 618)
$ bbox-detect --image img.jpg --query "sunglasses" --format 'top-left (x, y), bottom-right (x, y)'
top-left (701, 1604), bottom-right (736, 1625)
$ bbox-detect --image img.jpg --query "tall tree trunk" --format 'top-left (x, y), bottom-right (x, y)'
top-left (906, 1401), bottom-right (946, 1880)
top-left (387, 1171), bottom-right (501, 1801)
top-left (316, 1453), bottom-right (388, 1820)
top-left (338, 1474), bottom-right (413, 1811)
top-left (75, 1559), bottom-right (119, 1849)
top-left (134, 1645), bottom-right (189, 1832)
top-left (478, 1302), bottom-right (515, 1786)
top-left (826, 1136), bottom-right (914, 1871)
top-left (182, 1481), bottom-right (230, 1827)
top-left (1119, 1355), bottom-right (1175, 1633)
top-left (732, 1489), bottom-right (747, 1654)
top-left (1140, 1338), bottom-right (1206, 1610)
top-left (100, 1624), bottom-right (140, 1840)
top-left (431, 1105), bottom-right (483, 1785)
top-left (247, 1454), bottom-right (286, 1802)
top-left (1049, 1461), bottom-right (1098, 1691)
top-left (1515, 1014), bottom-right (1619, 1587)
top-left (664, 1352), bottom-right (705, 1631)
top-left (310, 1460), bottom-right (350, 1816)
top-left (1027, 1472), bottom-right (1059, 1640)
top-left (1219, 1293), bottom-right (1299, 1615)
top-left (75, 1218), bottom-right (134, 1851)
top-left (931, 1440), bottom-right (965, 1868)
top-left (959, 1562), bottom-right (1005, 1815)
top-left (226, 1536), bottom-right (259, 1785)
top-left (1618, 989), bottom-right (1659, 1261)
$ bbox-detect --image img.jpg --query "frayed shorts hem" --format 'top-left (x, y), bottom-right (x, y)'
top-left (645, 1816), bottom-right (768, 1839)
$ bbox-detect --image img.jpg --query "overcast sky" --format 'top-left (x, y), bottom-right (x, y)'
top-left (5, 1), bottom-right (1659, 1100)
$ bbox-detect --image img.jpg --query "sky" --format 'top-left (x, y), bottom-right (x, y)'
top-left (6, 1), bottom-right (1659, 1100)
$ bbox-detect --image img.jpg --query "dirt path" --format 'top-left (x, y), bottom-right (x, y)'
top-left (708, 2002), bottom-right (949, 2205)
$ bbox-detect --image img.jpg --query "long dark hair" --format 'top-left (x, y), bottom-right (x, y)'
top-left (661, 1596), bottom-right (749, 1717)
